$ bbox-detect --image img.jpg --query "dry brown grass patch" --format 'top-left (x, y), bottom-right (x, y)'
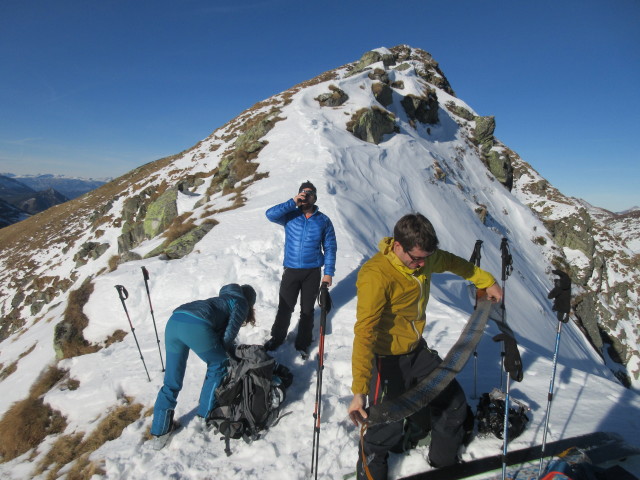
top-left (104, 329), bottom-right (127, 348)
top-left (55, 280), bottom-right (101, 360)
top-left (35, 399), bottom-right (142, 479)
top-left (163, 213), bottom-right (196, 244)
top-left (0, 365), bottom-right (68, 463)
top-left (0, 361), bottom-right (17, 381)
top-left (0, 342), bottom-right (38, 381)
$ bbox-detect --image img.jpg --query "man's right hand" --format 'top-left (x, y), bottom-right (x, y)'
top-left (293, 192), bottom-right (307, 206)
top-left (348, 394), bottom-right (368, 426)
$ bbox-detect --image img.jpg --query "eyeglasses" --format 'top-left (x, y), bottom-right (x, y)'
top-left (404, 248), bottom-right (435, 264)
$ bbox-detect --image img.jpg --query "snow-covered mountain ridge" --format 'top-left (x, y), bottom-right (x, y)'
top-left (0, 45), bottom-right (638, 479)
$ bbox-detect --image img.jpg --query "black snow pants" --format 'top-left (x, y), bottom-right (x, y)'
top-left (357, 340), bottom-right (469, 480)
top-left (270, 267), bottom-right (321, 351)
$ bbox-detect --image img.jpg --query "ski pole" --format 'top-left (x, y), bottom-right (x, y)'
top-left (537, 270), bottom-right (571, 478)
top-left (489, 329), bottom-right (524, 480)
top-left (115, 285), bottom-right (151, 382)
top-left (311, 282), bottom-right (331, 480)
top-left (469, 239), bottom-right (483, 399)
top-left (499, 238), bottom-right (513, 389)
top-left (501, 371), bottom-right (511, 480)
top-left (141, 266), bottom-right (165, 372)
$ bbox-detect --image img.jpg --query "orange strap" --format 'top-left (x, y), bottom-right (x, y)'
top-left (359, 424), bottom-right (375, 480)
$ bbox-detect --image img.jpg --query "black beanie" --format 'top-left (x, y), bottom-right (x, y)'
top-left (299, 180), bottom-right (316, 194)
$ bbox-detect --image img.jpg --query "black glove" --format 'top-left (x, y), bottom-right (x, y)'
top-left (493, 333), bottom-right (524, 382)
top-left (548, 269), bottom-right (571, 322)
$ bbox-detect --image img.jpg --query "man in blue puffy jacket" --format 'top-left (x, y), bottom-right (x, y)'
top-left (150, 283), bottom-right (256, 442)
top-left (264, 181), bottom-right (337, 357)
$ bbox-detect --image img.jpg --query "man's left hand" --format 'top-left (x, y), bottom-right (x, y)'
top-left (485, 282), bottom-right (503, 303)
top-left (322, 275), bottom-right (333, 287)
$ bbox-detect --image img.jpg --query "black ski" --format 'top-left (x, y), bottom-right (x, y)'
top-left (367, 298), bottom-right (494, 425)
top-left (397, 431), bottom-right (628, 480)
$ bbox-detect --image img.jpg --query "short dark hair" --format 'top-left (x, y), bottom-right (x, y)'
top-left (299, 180), bottom-right (316, 193)
top-left (393, 213), bottom-right (439, 252)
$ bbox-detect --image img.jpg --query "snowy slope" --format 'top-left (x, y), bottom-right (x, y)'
top-left (0, 46), bottom-right (638, 479)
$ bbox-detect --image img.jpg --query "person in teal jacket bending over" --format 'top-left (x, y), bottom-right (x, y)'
top-left (150, 283), bottom-right (256, 441)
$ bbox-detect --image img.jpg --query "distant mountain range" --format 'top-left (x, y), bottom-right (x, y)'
top-left (0, 174), bottom-right (109, 227)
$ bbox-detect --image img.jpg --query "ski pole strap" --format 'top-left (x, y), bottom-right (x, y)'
top-left (367, 299), bottom-right (494, 425)
top-left (548, 270), bottom-right (571, 323)
top-left (469, 240), bottom-right (483, 266)
top-left (359, 424), bottom-right (375, 480)
top-left (500, 238), bottom-right (513, 281)
top-left (492, 333), bottom-right (524, 382)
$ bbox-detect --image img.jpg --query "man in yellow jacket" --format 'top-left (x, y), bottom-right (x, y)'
top-left (348, 214), bottom-right (502, 479)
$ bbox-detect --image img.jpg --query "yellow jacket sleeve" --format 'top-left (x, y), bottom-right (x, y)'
top-left (352, 261), bottom-right (387, 394)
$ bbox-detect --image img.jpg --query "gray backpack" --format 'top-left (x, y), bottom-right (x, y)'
top-left (208, 345), bottom-right (292, 455)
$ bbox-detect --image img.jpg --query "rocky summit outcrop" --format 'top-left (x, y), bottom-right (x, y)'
top-left (347, 107), bottom-right (397, 144)
top-left (512, 157), bottom-right (640, 386)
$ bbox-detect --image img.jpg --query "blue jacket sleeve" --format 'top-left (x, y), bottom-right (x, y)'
top-left (266, 199), bottom-right (297, 225)
top-left (219, 284), bottom-right (249, 352)
top-left (322, 216), bottom-right (337, 276)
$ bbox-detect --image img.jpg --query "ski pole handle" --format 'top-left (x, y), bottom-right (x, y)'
top-left (318, 282), bottom-right (330, 307)
top-left (115, 285), bottom-right (129, 302)
top-left (141, 266), bottom-right (150, 282)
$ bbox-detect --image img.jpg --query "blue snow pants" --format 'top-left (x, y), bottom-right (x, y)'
top-left (150, 312), bottom-right (228, 436)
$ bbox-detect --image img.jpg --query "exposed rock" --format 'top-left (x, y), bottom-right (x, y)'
top-left (347, 107), bottom-right (397, 145)
top-left (73, 241), bottom-right (110, 267)
top-left (401, 90), bottom-right (439, 125)
top-left (143, 188), bottom-right (179, 239)
top-left (164, 223), bottom-right (216, 259)
top-left (512, 152), bottom-right (640, 385)
top-left (394, 63), bottom-right (412, 72)
top-left (208, 112), bottom-right (280, 195)
top-left (368, 68), bottom-right (389, 84)
top-left (381, 54), bottom-right (396, 68)
top-left (117, 223), bottom-right (146, 254)
top-left (146, 222), bottom-right (216, 260)
top-left (471, 117), bottom-right (514, 190)
top-left (473, 115), bottom-right (496, 147)
top-left (372, 82), bottom-right (393, 107)
top-left (177, 176), bottom-right (206, 193)
top-left (347, 51), bottom-right (383, 76)
top-left (486, 150), bottom-right (514, 190)
top-left (316, 85), bottom-right (349, 107)
top-left (235, 112), bottom-right (281, 151)
top-left (89, 200), bottom-right (114, 225)
top-left (546, 207), bottom-right (596, 260)
top-left (445, 101), bottom-right (475, 121)
top-left (11, 291), bottom-right (24, 309)
top-left (119, 250), bottom-right (142, 263)
top-left (574, 292), bottom-right (604, 352)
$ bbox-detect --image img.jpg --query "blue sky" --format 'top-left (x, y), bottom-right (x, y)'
top-left (1, 0), bottom-right (638, 211)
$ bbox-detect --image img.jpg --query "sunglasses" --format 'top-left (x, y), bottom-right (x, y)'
top-left (300, 189), bottom-right (316, 196)
top-left (405, 248), bottom-right (435, 263)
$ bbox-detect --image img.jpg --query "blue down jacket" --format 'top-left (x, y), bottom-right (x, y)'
top-left (266, 199), bottom-right (337, 276)
top-left (172, 283), bottom-right (248, 351)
